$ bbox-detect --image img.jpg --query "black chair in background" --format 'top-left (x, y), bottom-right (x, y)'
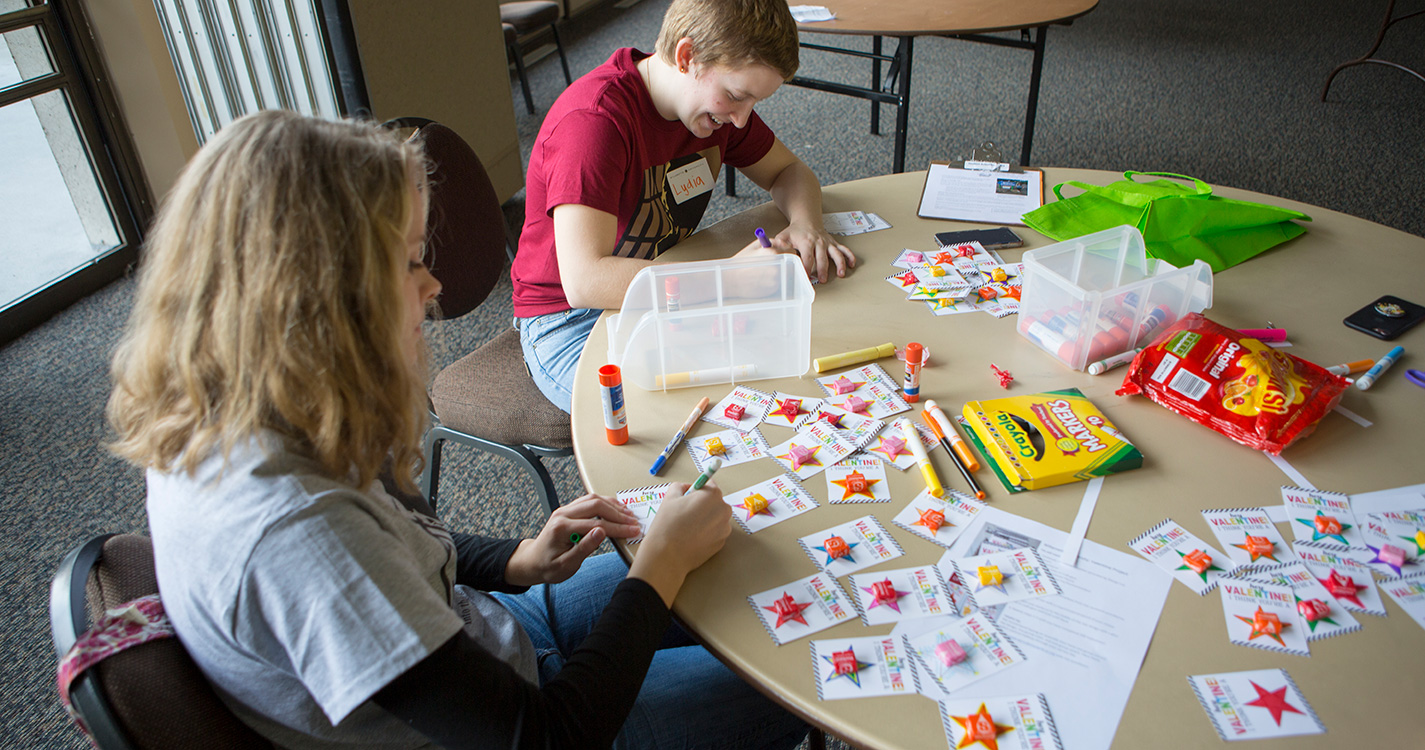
top-left (392, 118), bottom-right (574, 517)
top-left (502, 1), bottom-right (573, 114)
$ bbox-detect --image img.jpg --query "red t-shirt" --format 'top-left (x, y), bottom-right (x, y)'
top-left (511, 48), bottom-right (776, 317)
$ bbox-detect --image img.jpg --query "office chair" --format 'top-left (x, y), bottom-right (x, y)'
top-left (396, 118), bottom-right (574, 517)
top-left (50, 533), bottom-right (274, 750)
top-left (501, 1), bottom-right (573, 114)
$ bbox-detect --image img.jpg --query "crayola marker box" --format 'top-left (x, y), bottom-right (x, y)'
top-left (962, 388), bottom-right (1142, 491)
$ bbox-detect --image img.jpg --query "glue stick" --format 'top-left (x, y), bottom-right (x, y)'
top-left (903, 342), bottom-right (924, 402)
top-left (598, 364), bottom-right (628, 445)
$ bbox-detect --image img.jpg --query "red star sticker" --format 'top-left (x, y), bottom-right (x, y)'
top-left (764, 592), bottom-right (814, 627)
top-left (893, 270), bottom-right (919, 287)
top-left (952, 703), bottom-right (1014, 750)
top-left (1320, 569), bottom-right (1365, 609)
top-left (770, 397), bottom-right (804, 422)
top-left (1244, 681), bottom-right (1305, 726)
top-left (831, 470), bottom-right (879, 500)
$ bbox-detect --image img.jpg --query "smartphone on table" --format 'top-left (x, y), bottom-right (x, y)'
top-left (1343, 295), bottom-right (1425, 340)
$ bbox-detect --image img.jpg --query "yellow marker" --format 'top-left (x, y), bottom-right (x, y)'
top-left (898, 417), bottom-right (943, 498)
top-left (813, 342), bottom-right (896, 373)
top-left (655, 364), bottom-right (757, 388)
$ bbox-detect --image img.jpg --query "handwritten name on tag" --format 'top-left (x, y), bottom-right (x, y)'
top-left (666, 158), bottom-right (715, 204)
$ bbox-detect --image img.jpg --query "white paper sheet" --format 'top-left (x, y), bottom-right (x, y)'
top-left (917, 163), bottom-right (1044, 225)
top-left (941, 507), bottom-right (1171, 750)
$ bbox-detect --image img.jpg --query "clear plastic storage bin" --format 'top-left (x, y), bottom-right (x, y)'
top-left (605, 255), bottom-right (815, 390)
top-left (1017, 225), bottom-right (1213, 371)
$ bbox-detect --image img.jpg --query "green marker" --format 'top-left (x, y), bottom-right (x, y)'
top-left (691, 458), bottom-right (723, 490)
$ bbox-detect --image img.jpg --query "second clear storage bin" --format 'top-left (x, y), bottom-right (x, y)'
top-left (1017, 225), bottom-right (1214, 371)
top-left (605, 255), bottom-right (815, 390)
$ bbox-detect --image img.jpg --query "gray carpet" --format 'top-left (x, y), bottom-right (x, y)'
top-left (3, 0), bottom-right (1420, 745)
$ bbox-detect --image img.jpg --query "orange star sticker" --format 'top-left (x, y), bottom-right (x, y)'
top-left (952, 703), bottom-right (1014, 750)
top-left (914, 507), bottom-right (947, 534)
top-left (831, 470), bottom-right (879, 500)
top-left (1235, 606), bottom-right (1289, 646)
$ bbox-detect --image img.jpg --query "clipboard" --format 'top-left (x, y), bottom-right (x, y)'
top-left (916, 160), bottom-right (1046, 226)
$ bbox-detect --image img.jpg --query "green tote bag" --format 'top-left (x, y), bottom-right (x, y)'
top-left (1021, 172), bottom-right (1310, 272)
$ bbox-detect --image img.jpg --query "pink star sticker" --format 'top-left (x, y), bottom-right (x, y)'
top-left (863, 579), bottom-right (906, 612)
top-left (873, 435), bottom-right (908, 460)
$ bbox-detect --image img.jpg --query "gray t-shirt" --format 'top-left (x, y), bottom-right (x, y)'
top-left (146, 435), bottom-right (537, 749)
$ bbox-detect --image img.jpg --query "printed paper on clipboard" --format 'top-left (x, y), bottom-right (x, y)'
top-left (917, 161), bottom-right (1045, 226)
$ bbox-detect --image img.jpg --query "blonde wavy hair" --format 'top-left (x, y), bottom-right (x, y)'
top-left (108, 110), bottom-right (431, 492)
top-left (655, 0), bottom-right (800, 79)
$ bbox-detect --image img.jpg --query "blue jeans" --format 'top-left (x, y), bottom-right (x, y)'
top-left (517, 307), bottom-right (603, 414)
top-left (492, 554), bottom-right (809, 750)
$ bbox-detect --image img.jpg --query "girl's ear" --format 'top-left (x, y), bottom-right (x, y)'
top-left (674, 36), bottom-right (696, 73)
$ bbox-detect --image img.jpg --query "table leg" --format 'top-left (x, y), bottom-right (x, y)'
top-left (893, 36), bottom-right (913, 174)
top-left (1020, 26), bottom-right (1047, 167)
top-left (871, 36), bottom-right (882, 135)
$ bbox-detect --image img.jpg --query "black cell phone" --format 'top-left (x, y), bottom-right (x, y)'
top-left (933, 227), bottom-right (1023, 250)
top-left (1343, 295), bottom-right (1425, 340)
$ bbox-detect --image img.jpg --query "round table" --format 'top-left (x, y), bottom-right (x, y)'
top-left (570, 168), bottom-right (1425, 749)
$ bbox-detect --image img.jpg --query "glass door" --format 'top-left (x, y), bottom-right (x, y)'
top-left (0, 0), bottom-right (148, 345)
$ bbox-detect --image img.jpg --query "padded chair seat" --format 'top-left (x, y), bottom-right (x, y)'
top-left (430, 328), bottom-right (572, 449)
top-left (499, 1), bottom-right (560, 33)
top-left (503, 22), bottom-right (517, 46)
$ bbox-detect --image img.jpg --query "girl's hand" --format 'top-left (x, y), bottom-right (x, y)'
top-left (504, 493), bottom-right (642, 586)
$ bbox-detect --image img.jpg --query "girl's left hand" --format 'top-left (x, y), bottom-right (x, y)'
top-left (504, 493), bottom-right (642, 586)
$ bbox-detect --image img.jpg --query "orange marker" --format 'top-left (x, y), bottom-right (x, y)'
top-left (1326, 359), bottom-right (1375, 376)
top-left (923, 399), bottom-right (981, 472)
top-left (920, 404), bottom-right (985, 500)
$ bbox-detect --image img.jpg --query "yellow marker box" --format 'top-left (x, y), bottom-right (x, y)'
top-left (962, 388), bottom-right (1142, 490)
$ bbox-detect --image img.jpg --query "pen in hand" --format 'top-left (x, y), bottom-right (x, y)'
top-left (691, 458), bottom-right (723, 490)
top-left (755, 227), bottom-right (772, 248)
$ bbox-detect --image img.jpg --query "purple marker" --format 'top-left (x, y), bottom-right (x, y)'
top-left (754, 227), bottom-right (772, 248)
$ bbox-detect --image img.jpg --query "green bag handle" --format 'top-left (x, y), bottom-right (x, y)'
top-left (1052, 171), bottom-right (1213, 207)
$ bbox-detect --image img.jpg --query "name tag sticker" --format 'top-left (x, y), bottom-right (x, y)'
top-left (666, 158), bottom-right (715, 204)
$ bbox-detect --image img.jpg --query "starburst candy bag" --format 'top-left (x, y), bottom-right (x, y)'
top-left (1116, 313), bottom-right (1347, 454)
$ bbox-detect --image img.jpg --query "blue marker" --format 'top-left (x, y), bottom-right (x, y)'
top-left (754, 227), bottom-right (772, 248)
top-left (650, 397), bottom-right (711, 475)
top-left (1356, 345), bottom-right (1404, 391)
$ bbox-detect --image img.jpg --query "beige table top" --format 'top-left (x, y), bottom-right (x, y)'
top-left (795, 0), bottom-right (1099, 37)
top-left (571, 168), bottom-right (1425, 749)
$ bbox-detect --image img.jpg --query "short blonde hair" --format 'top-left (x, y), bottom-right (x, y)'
top-left (108, 110), bottom-right (430, 492)
top-left (655, 0), bottom-right (800, 79)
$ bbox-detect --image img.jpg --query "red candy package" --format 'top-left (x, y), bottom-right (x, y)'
top-left (1116, 313), bottom-right (1348, 454)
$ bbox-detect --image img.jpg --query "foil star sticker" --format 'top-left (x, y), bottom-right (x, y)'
top-left (914, 506), bottom-right (948, 535)
top-left (740, 492), bottom-right (774, 520)
top-left (815, 535), bottom-right (857, 564)
top-left (769, 397), bottom-right (805, 423)
top-left (1233, 534), bottom-right (1279, 563)
top-left (1366, 543), bottom-right (1412, 576)
top-left (831, 470), bottom-right (879, 500)
top-left (1403, 529), bottom-right (1425, 556)
top-left (892, 270), bottom-right (920, 288)
top-left (829, 375), bottom-right (864, 394)
top-left (1244, 681), bottom-right (1305, 726)
top-left (1320, 569), bottom-right (1366, 608)
top-left (1295, 597), bottom-right (1336, 632)
top-left (975, 565), bottom-right (1013, 595)
top-left (1296, 510), bottom-right (1352, 545)
top-left (951, 703), bottom-right (1014, 750)
top-left (1175, 548), bottom-right (1224, 581)
top-left (863, 579), bottom-right (907, 612)
top-left (823, 647), bottom-right (872, 687)
top-left (764, 592), bottom-right (813, 627)
top-left (1235, 606), bottom-right (1289, 647)
top-left (780, 443), bottom-right (821, 471)
top-left (871, 435), bottom-right (909, 461)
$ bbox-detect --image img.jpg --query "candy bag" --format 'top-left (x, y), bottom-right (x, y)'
top-left (1115, 313), bottom-right (1347, 454)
